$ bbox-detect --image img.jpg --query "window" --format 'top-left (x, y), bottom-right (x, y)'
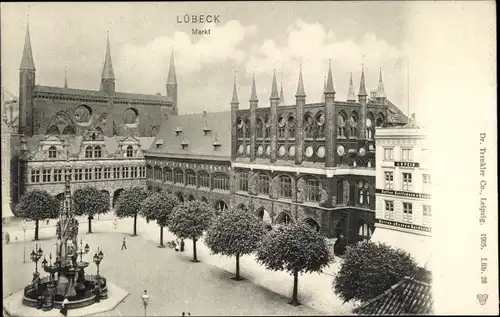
top-left (146, 165), bottom-right (153, 179)
top-left (244, 119), bottom-right (251, 138)
top-left (85, 146), bottom-right (93, 158)
top-left (384, 171), bottom-right (394, 189)
top-left (264, 118), bottom-right (271, 139)
top-left (104, 167), bottom-right (111, 179)
top-left (279, 176), bottom-right (292, 198)
top-left (31, 170), bottom-right (40, 183)
top-left (359, 189), bottom-right (364, 204)
top-left (126, 145), bottom-right (133, 158)
top-left (74, 168), bottom-right (83, 181)
top-left (305, 179), bottom-right (320, 202)
top-left (198, 171), bottom-right (210, 188)
top-left (131, 166), bottom-right (138, 178)
top-left (54, 169), bottom-right (63, 182)
top-left (42, 169), bottom-right (51, 183)
top-left (288, 116), bottom-right (296, 139)
top-left (423, 174), bottom-right (431, 193)
top-left (94, 146), bottom-right (102, 158)
top-left (113, 167), bottom-right (120, 179)
top-left (257, 174), bottom-right (270, 195)
top-left (122, 167), bottom-right (129, 178)
top-left (349, 114), bottom-right (358, 137)
top-left (401, 148), bottom-right (412, 161)
top-left (154, 167), bottom-right (162, 180)
top-left (174, 169), bottom-right (184, 184)
top-left (423, 205), bottom-right (432, 227)
top-left (403, 202), bottom-right (413, 222)
top-left (239, 172), bottom-right (248, 192)
top-left (139, 166), bottom-right (146, 178)
top-left (186, 170), bottom-right (196, 186)
top-left (383, 147), bottom-right (394, 160)
top-left (337, 113), bottom-right (346, 137)
top-left (384, 200), bottom-right (394, 219)
top-left (95, 168), bottom-right (102, 180)
top-left (213, 174), bottom-right (229, 191)
top-left (164, 168), bottom-right (173, 182)
top-left (402, 173), bottom-right (413, 191)
top-left (48, 146), bottom-right (57, 158)
top-left (84, 168), bottom-right (92, 180)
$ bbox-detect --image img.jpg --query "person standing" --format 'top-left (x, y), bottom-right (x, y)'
top-left (121, 237), bottom-right (127, 250)
top-left (180, 239), bottom-right (185, 252)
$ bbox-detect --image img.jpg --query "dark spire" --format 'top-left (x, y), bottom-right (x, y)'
top-left (64, 66), bottom-right (68, 88)
top-left (295, 65), bottom-right (306, 97)
top-left (101, 32), bottom-right (115, 79)
top-left (270, 69), bottom-right (279, 99)
top-left (347, 72), bottom-right (356, 101)
top-left (20, 19), bottom-right (35, 71)
top-left (325, 59), bottom-right (335, 93)
top-left (376, 67), bottom-right (386, 98)
top-left (279, 79), bottom-right (285, 106)
top-left (250, 73), bottom-right (258, 102)
top-left (231, 75), bottom-right (239, 104)
top-left (358, 65), bottom-right (368, 96)
top-left (167, 47), bottom-right (177, 85)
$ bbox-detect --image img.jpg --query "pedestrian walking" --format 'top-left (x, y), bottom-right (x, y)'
top-left (175, 238), bottom-right (179, 252)
top-left (121, 237), bottom-right (127, 250)
top-left (46, 219), bottom-right (50, 225)
top-left (113, 218), bottom-right (117, 230)
top-left (180, 239), bottom-right (185, 252)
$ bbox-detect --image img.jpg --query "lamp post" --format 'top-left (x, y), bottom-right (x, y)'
top-left (93, 246), bottom-right (104, 278)
top-left (77, 237), bottom-right (90, 262)
top-left (22, 221), bottom-right (27, 263)
top-left (141, 290), bottom-right (149, 317)
top-left (30, 244), bottom-right (43, 273)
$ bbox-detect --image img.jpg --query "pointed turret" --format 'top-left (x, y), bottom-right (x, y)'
top-left (376, 67), bottom-right (386, 98)
top-left (270, 70), bottom-right (279, 100)
top-left (347, 72), bottom-right (356, 102)
top-left (279, 79), bottom-right (284, 106)
top-left (249, 74), bottom-right (258, 102)
top-left (295, 65), bottom-right (306, 97)
top-left (231, 76), bottom-right (239, 104)
top-left (100, 32), bottom-right (115, 94)
top-left (20, 21), bottom-right (36, 71)
top-left (325, 60), bottom-right (335, 94)
top-left (64, 66), bottom-right (68, 88)
top-left (358, 65), bottom-right (368, 97)
top-left (166, 47), bottom-right (178, 113)
top-left (167, 47), bottom-right (177, 85)
top-left (101, 33), bottom-right (115, 79)
top-left (322, 77), bottom-right (326, 102)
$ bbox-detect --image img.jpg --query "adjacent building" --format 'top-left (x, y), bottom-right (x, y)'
top-left (372, 116), bottom-right (432, 267)
top-left (10, 21), bottom-right (178, 205)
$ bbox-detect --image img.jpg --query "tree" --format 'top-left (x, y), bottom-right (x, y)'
top-left (333, 240), bottom-right (419, 304)
top-left (15, 190), bottom-right (59, 240)
top-left (140, 191), bottom-right (179, 247)
top-left (72, 186), bottom-right (110, 234)
top-left (115, 187), bottom-right (149, 236)
top-left (169, 200), bottom-right (214, 262)
top-left (256, 222), bottom-right (330, 306)
top-left (205, 208), bottom-right (265, 280)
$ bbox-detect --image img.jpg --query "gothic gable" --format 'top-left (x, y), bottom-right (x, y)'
top-left (46, 110), bottom-right (76, 135)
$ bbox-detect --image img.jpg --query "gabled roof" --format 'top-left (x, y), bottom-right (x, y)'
top-left (353, 277), bottom-right (433, 315)
top-left (387, 100), bottom-right (409, 125)
top-left (146, 111), bottom-right (231, 160)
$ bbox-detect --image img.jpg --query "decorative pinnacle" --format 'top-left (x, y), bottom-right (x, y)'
top-left (347, 72), bottom-right (356, 101)
top-left (167, 46), bottom-right (177, 85)
top-left (250, 73), bottom-right (258, 102)
top-left (295, 64), bottom-right (306, 97)
top-left (20, 17), bottom-right (36, 71)
top-left (231, 72), bottom-right (239, 104)
top-left (325, 59), bottom-right (335, 93)
top-left (358, 64), bottom-right (367, 96)
top-left (270, 69), bottom-right (279, 100)
top-left (101, 32), bottom-right (115, 79)
top-left (376, 66), bottom-right (386, 98)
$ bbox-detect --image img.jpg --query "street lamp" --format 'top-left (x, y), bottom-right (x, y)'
top-left (141, 290), bottom-right (150, 317)
top-left (93, 246), bottom-right (104, 278)
top-left (77, 237), bottom-right (90, 262)
top-left (30, 244), bottom-right (43, 273)
top-left (22, 221), bottom-right (27, 263)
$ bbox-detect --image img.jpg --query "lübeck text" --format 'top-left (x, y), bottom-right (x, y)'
top-left (177, 14), bottom-right (220, 24)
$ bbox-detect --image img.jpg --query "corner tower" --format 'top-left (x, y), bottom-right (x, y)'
top-left (100, 32), bottom-right (115, 94)
top-left (19, 20), bottom-right (36, 136)
top-left (166, 48), bottom-right (178, 114)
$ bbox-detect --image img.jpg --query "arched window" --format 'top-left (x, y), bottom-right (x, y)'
top-left (349, 112), bottom-right (358, 137)
top-left (94, 146), bottom-right (102, 158)
top-left (256, 118), bottom-right (264, 139)
top-left (213, 174), bottom-right (229, 191)
top-left (279, 175), bottom-right (292, 198)
top-left (305, 178), bottom-right (320, 202)
top-left (376, 113), bottom-right (385, 127)
top-left (126, 145), bottom-right (133, 158)
top-left (85, 146), bottom-right (93, 158)
top-left (174, 169), bottom-right (184, 184)
top-left (48, 146), bottom-right (57, 159)
top-left (146, 165), bottom-right (153, 179)
top-left (198, 171), bottom-right (210, 188)
top-left (264, 117), bottom-right (271, 139)
top-left (367, 113), bottom-right (374, 139)
top-left (278, 115), bottom-right (286, 139)
top-left (163, 167), bottom-right (173, 182)
top-left (186, 169), bottom-right (196, 186)
top-left (358, 220), bottom-right (372, 240)
top-left (154, 166), bottom-right (162, 180)
top-left (337, 113), bottom-right (347, 137)
top-left (244, 119), bottom-right (251, 138)
top-left (288, 115), bottom-right (296, 139)
top-left (236, 117), bottom-right (244, 138)
top-left (257, 174), bottom-right (270, 195)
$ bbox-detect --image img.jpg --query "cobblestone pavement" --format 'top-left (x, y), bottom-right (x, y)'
top-left (3, 215), bottom-right (354, 315)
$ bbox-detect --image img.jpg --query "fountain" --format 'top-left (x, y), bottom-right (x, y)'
top-left (22, 144), bottom-right (108, 311)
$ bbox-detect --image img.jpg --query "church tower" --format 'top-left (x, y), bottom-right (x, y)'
top-left (100, 33), bottom-right (115, 94)
top-left (19, 20), bottom-right (36, 136)
top-left (166, 48), bottom-right (178, 114)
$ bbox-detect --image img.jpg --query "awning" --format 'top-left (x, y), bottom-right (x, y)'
top-left (371, 227), bottom-right (432, 268)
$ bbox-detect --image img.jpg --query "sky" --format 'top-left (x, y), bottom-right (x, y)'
top-left (1, 2), bottom-right (411, 115)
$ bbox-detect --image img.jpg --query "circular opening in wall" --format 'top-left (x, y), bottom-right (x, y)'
top-left (289, 145), bottom-right (296, 157)
top-left (74, 105), bottom-right (92, 126)
top-left (316, 146), bottom-right (326, 158)
top-left (305, 146), bottom-right (313, 158)
top-left (257, 145), bottom-right (264, 156)
top-left (278, 145), bottom-right (286, 157)
top-left (124, 108), bottom-right (139, 126)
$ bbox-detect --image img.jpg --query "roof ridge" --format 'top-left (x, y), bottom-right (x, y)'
top-left (354, 279), bottom-right (408, 312)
